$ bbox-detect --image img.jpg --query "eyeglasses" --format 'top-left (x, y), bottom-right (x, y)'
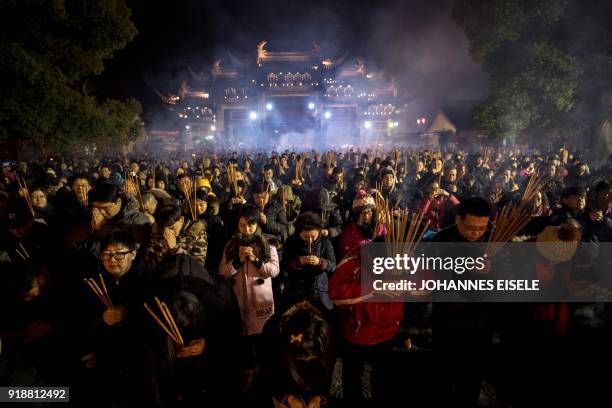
top-left (102, 251), bottom-right (132, 261)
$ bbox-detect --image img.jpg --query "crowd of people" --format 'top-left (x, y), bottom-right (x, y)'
top-left (1, 144), bottom-right (611, 407)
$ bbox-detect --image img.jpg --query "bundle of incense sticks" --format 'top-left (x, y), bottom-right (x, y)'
top-left (17, 176), bottom-right (35, 217)
top-left (394, 149), bottom-right (400, 173)
top-left (123, 176), bottom-right (137, 195)
top-left (152, 161), bottom-right (159, 188)
top-left (279, 186), bottom-right (287, 211)
top-left (226, 164), bottom-right (239, 197)
top-left (483, 147), bottom-right (492, 167)
top-left (144, 296), bottom-right (184, 346)
top-left (177, 177), bottom-right (197, 220)
top-left (372, 191), bottom-right (389, 240)
top-left (325, 151), bottom-right (334, 171)
top-left (15, 242), bottom-right (30, 261)
top-left (486, 204), bottom-right (532, 257)
top-left (321, 209), bottom-right (329, 225)
top-left (380, 208), bottom-right (430, 258)
top-left (76, 186), bottom-right (89, 207)
top-left (295, 160), bottom-right (303, 180)
top-left (373, 182), bottom-right (387, 214)
top-left (84, 274), bottom-right (113, 309)
top-left (520, 173), bottom-right (548, 207)
top-left (129, 174), bottom-right (144, 212)
top-left (308, 236), bottom-right (312, 255)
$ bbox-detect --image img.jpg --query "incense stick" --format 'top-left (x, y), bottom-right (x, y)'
top-left (144, 303), bottom-right (179, 344)
top-left (326, 151), bottom-right (334, 170)
top-left (520, 173), bottom-right (547, 207)
top-left (17, 177), bottom-right (35, 217)
top-left (145, 297), bottom-right (184, 346)
top-left (486, 204), bottom-right (531, 256)
top-left (97, 274), bottom-right (113, 308)
top-left (159, 300), bottom-right (184, 345)
top-left (226, 164), bottom-right (240, 197)
top-left (381, 208), bottom-right (429, 259)
top-left (84, 276), bottom-right (113, 309)
top-left (18, 243), bottom-right (30, 259)
top-left (178, 177), bottom-right (197, 220)
top-left (130, 175), bottom-right (145, 212)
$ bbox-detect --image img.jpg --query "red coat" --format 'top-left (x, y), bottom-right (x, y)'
top-left (329, 251), bottom-right (404, 346)
top-left (419, 194), bottom-right (460, 231)
top-left (533, 253), bottom-right (572, 335)
top-left (338, 222), bottom-right (386, 259)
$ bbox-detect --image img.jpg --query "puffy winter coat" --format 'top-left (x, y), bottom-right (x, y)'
top-left (329, 251), bottom-right (403, 345)
top-left (219, 243), bottom-right (280, 335)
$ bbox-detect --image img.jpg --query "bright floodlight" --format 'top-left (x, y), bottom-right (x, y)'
top-left (185, 125), bottom-right (190, 130)
top-left (266, 102), bottom-right (274, 111)
top-left (364, 121), bottom-right (372, 129)
top-left (249, 111), bottom-right (258, 120)
top-left (206, 135), bottom-right (214, 140)
top-left (211, 125), bottom-right (216, 131)
top-left (324, 111), bottom-right (332, 119)
top-left (308, 102), bottom-right (315, 110)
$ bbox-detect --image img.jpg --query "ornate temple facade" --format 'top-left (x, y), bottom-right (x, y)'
top-left (157, 42), bottom-right (399, 149)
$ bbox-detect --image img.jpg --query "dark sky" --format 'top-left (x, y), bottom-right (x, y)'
top-left (98, 0), bottom-right (488, 121)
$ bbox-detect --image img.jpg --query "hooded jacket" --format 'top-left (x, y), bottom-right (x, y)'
top-left (219, 240), bottom-right (280, 335)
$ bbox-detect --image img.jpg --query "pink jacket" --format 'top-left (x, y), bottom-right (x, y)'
top-left (219, 244), bottom-right (280, 335)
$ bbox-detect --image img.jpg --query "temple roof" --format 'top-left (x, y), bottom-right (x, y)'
top-left (257, 41), bottom-right (318, 65)
top-left (258, 52), bottom-right (315, 63)
top-left (212, 60), bottom-right (240, 79)
top-left (337, 58), bottom-right (366, 78)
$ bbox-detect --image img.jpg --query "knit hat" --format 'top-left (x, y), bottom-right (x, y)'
top-left (536, 221), bottom-right (581, 263)
top-left (352, 190), bottom-right (375, 212)
top-left (46, 168), bottom-right (56, 176)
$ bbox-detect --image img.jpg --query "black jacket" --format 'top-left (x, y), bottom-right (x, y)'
top-left (281, 234), bottom-right (336, 310)
top-left (550, 205), bottom-right (584, 226)
top-left (259, 198), bottom-right (289, 243)
top-left (428, 224), bottom-right (495, 346)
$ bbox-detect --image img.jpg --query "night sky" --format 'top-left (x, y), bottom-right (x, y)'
top-left (97, 0), bottom-right (488, 124)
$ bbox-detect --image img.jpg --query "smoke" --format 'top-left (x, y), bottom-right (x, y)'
top-left (99, 0), bottom-right (489, 150)
top-left (364, 0), bottom-right (488, 106)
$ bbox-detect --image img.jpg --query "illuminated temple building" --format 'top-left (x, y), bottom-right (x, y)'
top-left (156, 42), bottom-right (399, 149)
